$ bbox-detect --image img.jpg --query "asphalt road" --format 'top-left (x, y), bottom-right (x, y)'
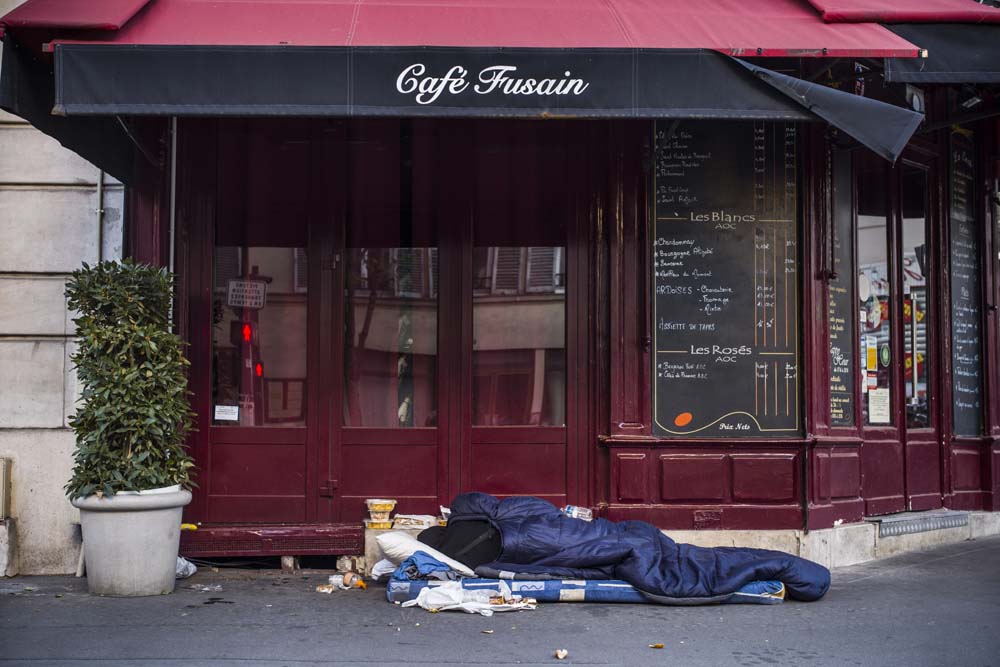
top-left (1, 535), bottom-right (999, 666)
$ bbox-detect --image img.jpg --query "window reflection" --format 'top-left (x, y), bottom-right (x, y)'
top-left (857, 162), bottom-right (892, 425)
top-left (902, 165), bottom-right (930, 428)
top-left (212, 246), bottom-right (308, 426)
top-left (343, 247), bottom-right (438, 427)
top-left (342, 120), bottom-right (438, 428)
top-left (472, 246), bottom-right (566, 426)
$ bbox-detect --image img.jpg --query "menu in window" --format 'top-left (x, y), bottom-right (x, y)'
top-left (949, 128), bottom-right (984, 436)
top-left (651, 121), bottom-right (800, 438)
top-left (828, 152), bottom-right (856, 427)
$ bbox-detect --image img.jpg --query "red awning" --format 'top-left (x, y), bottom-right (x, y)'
top-left (2, 0), bottom-right (920, 57)
top-left (1, 0), bottom-right (927, 173)
top-left (806, 0), bottom-right (1000, 24)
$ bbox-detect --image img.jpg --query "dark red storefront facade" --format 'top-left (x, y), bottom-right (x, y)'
top-left (3, 0), bottom-right (999, 557)
top-left (136, 108), bottom-right (1000, 546)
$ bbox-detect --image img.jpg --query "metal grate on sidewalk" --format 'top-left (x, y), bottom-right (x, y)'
top-left (865, 511), bottom-right (969, 538)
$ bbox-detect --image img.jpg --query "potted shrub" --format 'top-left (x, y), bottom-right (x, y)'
top-left (65, 260), bottom-right (195, 596)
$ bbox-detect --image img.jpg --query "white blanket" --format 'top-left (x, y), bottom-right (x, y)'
top-left (400, 580), bottom-right (537, 617)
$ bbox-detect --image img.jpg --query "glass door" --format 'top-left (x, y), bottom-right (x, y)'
top-left (463, 121), bottom-right (574, 507)
top-left (857, 151), bottom-right (941, 515)
top-left (328, 119), bottom-right (446, 521)
top-left (898, 160), bottom-right (941, 510)
top-left (857, 153), bottom-right (903, 515)
top-left (203, 119), bottom-right (318, 524)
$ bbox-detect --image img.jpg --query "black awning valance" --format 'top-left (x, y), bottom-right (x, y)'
top-left (885, 24), bottom-right (1000, 84)
top-left (1, 42), bottom-right (923, 171)
top-left (51, 46), bottom-right (818, 120)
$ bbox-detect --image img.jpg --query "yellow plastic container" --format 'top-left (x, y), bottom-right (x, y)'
top-left (365, 498), bottom-right (397, 513)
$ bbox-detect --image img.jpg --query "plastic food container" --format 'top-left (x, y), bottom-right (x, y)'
top-left (364, 519), bottom-right (393, 530)
top-left (365, 498), bottom-right (397, 522)
top-left (366, 498), bottom-right (397, 512)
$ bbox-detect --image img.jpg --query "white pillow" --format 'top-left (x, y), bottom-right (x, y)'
top-left (375, 531), bottom-right (475, 577)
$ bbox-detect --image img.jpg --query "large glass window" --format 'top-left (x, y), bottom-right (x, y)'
top-left (471, 123), bottom-right (567, 427)
top-left (343, 246), bottom-right (438, 427)
top-left (212, 246), bottom-right (308, 427)
top-left (857, 162), bottom-right (893, 425)
top-left (472, 246), bottom-right (566, 426)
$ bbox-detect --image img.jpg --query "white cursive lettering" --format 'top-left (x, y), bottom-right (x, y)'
top-left (397, 64), bottom-right (469, 105)
top-left (396, 64), bottom-right (590, 104)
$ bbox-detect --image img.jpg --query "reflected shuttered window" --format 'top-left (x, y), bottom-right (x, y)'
top-left (472, 246), bottom-right (566, 426)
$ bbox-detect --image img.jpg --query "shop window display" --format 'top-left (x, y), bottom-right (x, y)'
top-left (901, 165), bottom-right (931, 428)
top-left (857, 163), bottom-right (893, 425)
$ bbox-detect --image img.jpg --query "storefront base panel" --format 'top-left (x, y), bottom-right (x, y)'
top-left (946, 439), bottom-right (996, 512)
top-left (907, 493), bottom-right (945, 512)
top-left (864, 495), bottom-right (907, 517)
top-left (179, 524), bottom-right (363, 558)
top-left (806, 498), bottom-right (866, 530)
top-left (988, 440), bottom-right (1000, 512)
top-left (949, 491), bottom-right (988, 511)
top-left (603, 504), bottom-right (804, 530)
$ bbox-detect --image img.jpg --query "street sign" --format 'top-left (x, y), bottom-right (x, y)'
top-left (227, 280), bottom-right (267, 309)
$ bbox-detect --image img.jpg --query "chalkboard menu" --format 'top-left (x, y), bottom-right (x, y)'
top-left (828, 152), bottom-right (855, 426)
top-left (949, 128), bottom-right (984, 436)
top-left (652, 121), bottom-right (800, 438)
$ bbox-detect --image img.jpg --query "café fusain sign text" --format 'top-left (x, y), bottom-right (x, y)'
top-left (395, 63), bottom-right (591, 105)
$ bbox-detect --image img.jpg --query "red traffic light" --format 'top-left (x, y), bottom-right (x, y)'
top-left (242, 323), bottom-right (252, 342)
top-left (255, 362), bottom-right (264, 377)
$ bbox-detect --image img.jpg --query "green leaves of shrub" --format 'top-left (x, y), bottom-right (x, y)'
top-left (65, 260), bottom-right (195, 499)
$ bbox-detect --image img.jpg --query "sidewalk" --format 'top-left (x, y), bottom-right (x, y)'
top-left (2, 535), bottom-right (999, 666)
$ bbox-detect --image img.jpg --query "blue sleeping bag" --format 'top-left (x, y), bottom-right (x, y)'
top-left (450, 493), bottom-right (830, 604)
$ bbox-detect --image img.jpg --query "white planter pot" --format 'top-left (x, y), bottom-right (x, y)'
top-left (72, 487), bottom-right (192, 596)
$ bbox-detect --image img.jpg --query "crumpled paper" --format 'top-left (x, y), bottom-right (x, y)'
top-left (391, 514), bottom-right (437, 529)
top-left (400, 580), bottom-right (537, 617)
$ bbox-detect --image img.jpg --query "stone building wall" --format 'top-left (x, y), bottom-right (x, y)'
top-left (0, 0), bottom-right (124, 574)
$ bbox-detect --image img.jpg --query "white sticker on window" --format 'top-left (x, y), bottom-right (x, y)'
top-left (214, 405), bottom-right (240, 421)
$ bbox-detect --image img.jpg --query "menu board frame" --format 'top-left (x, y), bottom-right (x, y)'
top-left (650, 120), bottom-right (802, 439)
top-left (949, 126), bottom-right (985, 437)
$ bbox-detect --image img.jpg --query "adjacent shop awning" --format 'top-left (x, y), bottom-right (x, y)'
top-left (804, 0), bottom-right (1000, 24)
top-left (884, 24), bottom-right (1000, 83)
top-left (0, 0), bottom-right (149, 34)
top-left (0, 0), bottom-right (926, 182)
